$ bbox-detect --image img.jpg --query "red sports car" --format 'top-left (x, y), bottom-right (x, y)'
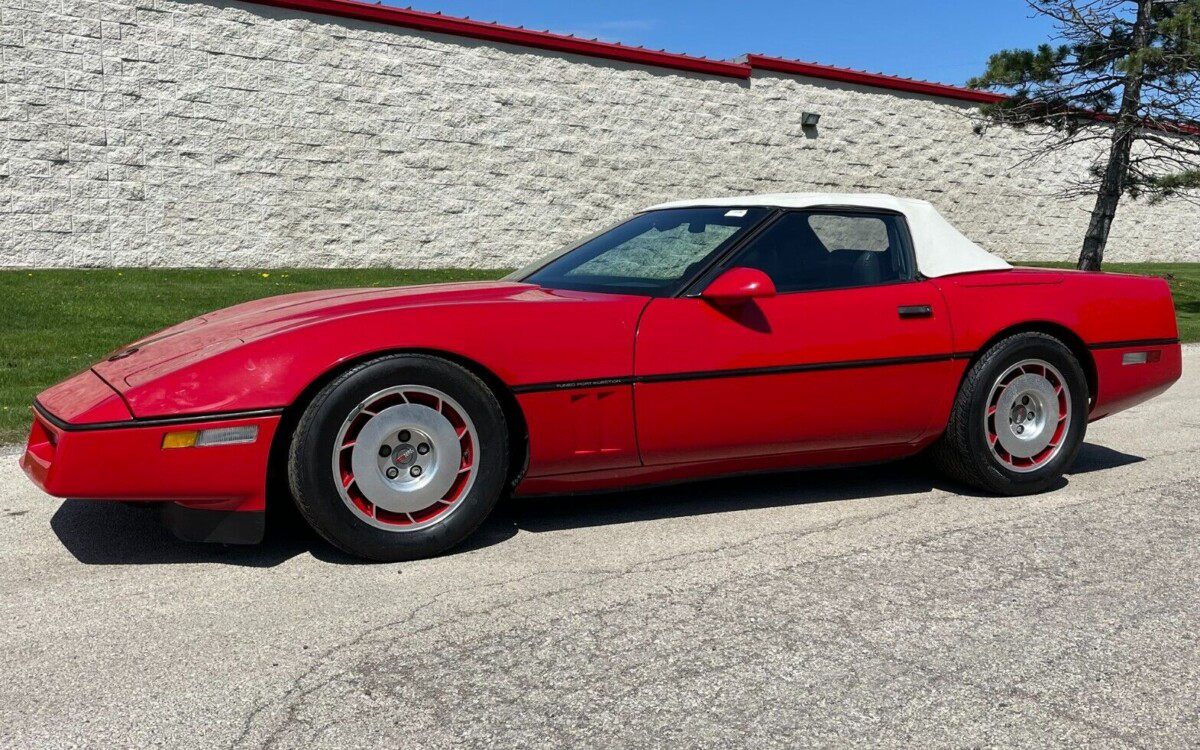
top-left (21, 194), bottom-right (1182, 561)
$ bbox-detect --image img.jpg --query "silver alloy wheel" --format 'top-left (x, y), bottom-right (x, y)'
top-left (985, 358), bottom-right (1071, 473)
top-left (332, 385), bottom-right (478, 531)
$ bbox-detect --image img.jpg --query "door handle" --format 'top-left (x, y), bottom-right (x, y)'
top-left (897, 305), bottom-right (933, 318)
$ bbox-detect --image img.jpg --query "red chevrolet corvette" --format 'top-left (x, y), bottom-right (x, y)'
top-left (21, 194), bottom-right (1181, 560)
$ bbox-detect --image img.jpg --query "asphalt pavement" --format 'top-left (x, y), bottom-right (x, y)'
top-left (1, 349), bottom-right (1197, 749)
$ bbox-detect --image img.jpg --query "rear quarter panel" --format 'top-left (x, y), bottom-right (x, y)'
top-left (934, 269), bottom-right (1181, 419)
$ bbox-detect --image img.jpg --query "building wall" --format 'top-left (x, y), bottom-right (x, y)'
top-left (1, 0), bottom-right (1197, 268)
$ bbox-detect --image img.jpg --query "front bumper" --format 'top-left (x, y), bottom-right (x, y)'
top-left (21, 398), bottom-right (281, 543)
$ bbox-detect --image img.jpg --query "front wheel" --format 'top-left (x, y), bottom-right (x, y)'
top-left (931, 332), bottom-right (1089, 495)
top-left (288, 354), bottom-right (509, 561)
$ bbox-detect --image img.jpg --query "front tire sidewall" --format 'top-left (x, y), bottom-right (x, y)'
top-left (289, 355), bottom-right (508, 561)
top-left (963, 338), bottom-right (1088, 494)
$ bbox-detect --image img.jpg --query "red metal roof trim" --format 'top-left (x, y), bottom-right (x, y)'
top-left (246, 0), bottom-right (752, 79)
top-left (241, 0), bottom-right (1189, 121)
top-left (745, 54), bottom-right (1006, 104)
top-left (748, 54), bottom-right (1200, 134)
top-left (240, 0), bottom-right (1013, 98)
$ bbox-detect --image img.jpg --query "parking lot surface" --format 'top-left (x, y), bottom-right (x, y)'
top-left (1, 349), bottom-right (1197, 749)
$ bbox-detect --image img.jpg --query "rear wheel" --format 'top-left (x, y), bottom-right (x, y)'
top-left (288, 354), bottom-right (509, 561)
top-left (931, 332), bottom-right (1088, 495)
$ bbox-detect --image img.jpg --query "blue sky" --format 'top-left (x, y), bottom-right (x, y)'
top-left (396, 1), bottom-right (1059, 86)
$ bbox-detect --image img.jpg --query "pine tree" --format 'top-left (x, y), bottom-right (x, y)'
top-left (969, 0), bottom-right (1200, 270)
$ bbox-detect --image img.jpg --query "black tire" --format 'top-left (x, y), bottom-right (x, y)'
top-left (931, 332), bottom-right (1088, 495)
top-left (287, 354), bottom-right (509, 561)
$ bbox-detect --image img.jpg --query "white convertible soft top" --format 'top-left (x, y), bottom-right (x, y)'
top-left (644, 193), bottom-right (1012, 279)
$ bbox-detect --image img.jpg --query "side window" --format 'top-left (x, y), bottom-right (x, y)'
top-left (729, 211), bottom-right (909, 292)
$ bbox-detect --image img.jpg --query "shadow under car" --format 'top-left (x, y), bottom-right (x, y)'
top-left (48, 441), bottom-right (1143, 567)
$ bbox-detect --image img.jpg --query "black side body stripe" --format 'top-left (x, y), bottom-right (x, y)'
top-left (511, 352), bottom-right (965, 394)
top-left (42, 340), bottom-right (1176, 424)
top-left (1088, 337), bottom-right (1180, 350)
top-left (34, 400), bottom-right (285, 432)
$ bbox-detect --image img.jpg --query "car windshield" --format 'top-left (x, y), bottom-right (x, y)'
top-left (518, 207), bottom-right (771, 296)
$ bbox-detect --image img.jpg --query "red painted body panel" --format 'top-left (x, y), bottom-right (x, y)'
top-left (930, 269), bottom-right (1179, 352)
top-left (632, 283), bottom-right (956, 465)
top-left (20, 266), bottom-right (1182, 515)
top-left (931, 268), bottom-right (1182, 421)
top-left (1089, 344), bottom-right (1182, 419)
top-left (21, 411), bottom-right (279, 512)
top-left (516, 441), bottom-right (934, 496)
top-left (90, 282), bottom-right (648, 416)
top-left (517, 387), bottom-right (640, 476)
top-left (36, 369), bottom-right (131, 424)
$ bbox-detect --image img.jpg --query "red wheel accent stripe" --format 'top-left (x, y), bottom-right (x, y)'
top-left (339, 387), bottom-right (477, 526)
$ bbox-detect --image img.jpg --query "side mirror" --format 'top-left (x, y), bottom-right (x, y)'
top-left (700, 267), bottom-right (776, 304)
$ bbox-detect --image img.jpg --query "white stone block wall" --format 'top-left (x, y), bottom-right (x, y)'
top-left (0, 0), bottom-right (1197, 268)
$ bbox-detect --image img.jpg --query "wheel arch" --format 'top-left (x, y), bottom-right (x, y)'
top-left (964, 321), bottom-right (1097, 402)
top-left (266, 348), bottom-right (530, 510)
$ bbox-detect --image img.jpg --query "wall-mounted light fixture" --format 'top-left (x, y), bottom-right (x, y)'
top-left (801, 111), bottom-right (821, 128)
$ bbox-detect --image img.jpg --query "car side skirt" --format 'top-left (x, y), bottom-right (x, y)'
top-left (513, 439), bottom-right (937, 496)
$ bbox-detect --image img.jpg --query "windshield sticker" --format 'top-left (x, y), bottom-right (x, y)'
top-left (724, 209), bottom-right (748, 217)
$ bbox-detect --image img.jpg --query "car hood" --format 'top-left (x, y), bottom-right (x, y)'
top-left (92, 281), bottom-right (541, 389)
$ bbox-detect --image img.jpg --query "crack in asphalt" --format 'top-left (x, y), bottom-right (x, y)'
top-left (229, 476), bottom-right (1198, 748)
top-left (231, 498), bottom-right (934, 748)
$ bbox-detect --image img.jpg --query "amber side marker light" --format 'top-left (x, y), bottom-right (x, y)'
top-left (162, 426), bottom-right (259, 449)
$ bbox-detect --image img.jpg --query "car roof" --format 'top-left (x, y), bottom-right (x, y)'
top-left (643, 192), bottom-right (927, 212)
top-left (641, 192), bottom-right (1012, 279)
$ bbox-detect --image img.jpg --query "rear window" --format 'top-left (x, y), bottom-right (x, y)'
top-left (807, 214), bottom-right (890, 252)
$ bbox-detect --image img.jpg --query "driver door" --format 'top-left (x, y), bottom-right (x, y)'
top-left (632, 209), bottom-right (957, 466)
